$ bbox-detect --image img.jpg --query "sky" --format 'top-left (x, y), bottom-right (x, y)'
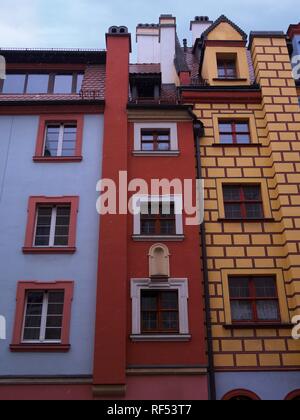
top-left (0, 0), bottom-right (298, 53)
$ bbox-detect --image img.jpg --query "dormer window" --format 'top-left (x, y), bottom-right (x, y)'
top-left (217, 55), bottom-right (237, 79)
top-left (130, 72), bottom-right (161, 102)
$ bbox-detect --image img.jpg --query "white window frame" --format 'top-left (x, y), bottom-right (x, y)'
top-left (22, 291), bottom-right (62, 344)
top-left (130, 278), bottom-right (190, 341)
top-left (133, 122), bottom-right (179, 155)
top-left (34, 206), bottom-right (69, 248)
top-left (132, 195), bottom-right (184, 241)
top-left (44, 123), bottom-right (76, 157)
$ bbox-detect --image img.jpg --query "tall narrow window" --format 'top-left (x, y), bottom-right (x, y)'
top-left (141, 129), bottom-right (171, 152)
top-left (44, 123), bottom-right (77, 157)
top-left (141, 290), bottom-right (179, 334)
top-left (219, 120), bottom-right (251, 144)
top-left (34, 205), bottom-right (71, 247)
top-left (223, 185), bottom-right (264, 220)
top-left (229, 276), bottom-right (280, 323)
top-left (141, 202), bottom-right (176, 236)
top-left (23, 290), bottom-right (65, 343)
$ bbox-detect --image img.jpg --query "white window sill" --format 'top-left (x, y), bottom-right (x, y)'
top-left (132, 150), bottom-right (180, 157)
top-left (132, 235), bottom-right (185, 242)
top-left (130, 334), bottom-right (191, 342)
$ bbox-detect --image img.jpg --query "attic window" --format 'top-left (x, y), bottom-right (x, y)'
top-left (217, 54), bottom-right (237, 79)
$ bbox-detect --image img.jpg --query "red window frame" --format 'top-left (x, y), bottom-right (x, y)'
top-left (140, 202), bottom-right (176, 236)
top-left (229, 276), bottom-right (281, 324)
top-left (219, 120), bottom-right (251, 144)
top-left (223, 184), bottom-right (264, 220)
top-left (10, 281), bottom-right (74, 352)
top-left (285, 390), bottom-right (300, 400)
top-left (23, 196), bottom-right (79, 254)
top-left (222, 390), bottom-right (261, 401)
top-left (34, 115), bottom-right (84, 162)
top-left (141, 290), bottom-right (179, 334)
top-left (217, 58), bottom-right (237, 79)
top-left (141, 129), bottom-right (171, 152)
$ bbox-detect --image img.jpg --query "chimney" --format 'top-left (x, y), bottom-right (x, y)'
top-left (136, 23), bottom-right (160, 64)
top-left (159, 14), bottom-right (177, 83)
top-left (190, 16), bottom-right (213, 44)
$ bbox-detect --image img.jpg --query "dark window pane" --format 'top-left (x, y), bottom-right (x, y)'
top-left (254, 278), bottom-right (277, 297)
top-left (243, 186), bottom-right (261, 201)
top-left (48, 291), bottom-right (64, 304)
top-left (141, 220), bottom-right (156, 235)
top-left (231, 301), bottom-right (253, 321)
top-left (2, 74), bottom-right (25, 93)
top-left (229, 278), bottom-right (250, 298)
top-left (54, 236), bottom-right (69, 246)
top-left (141, 312), bottom-right (158, 330)
top-left (45, 328), bottom-right (62, 340)
top-left (27, 292), bottom-right (44, 304)
top-left (46, 316), bottom-right (63, 328)
top-left (54, 75), bottom-right (73, 94)
top-left (245, 203), bottom-right (263, 219)
top-left (256, 301), bottom-right (279, 321)
top-left (160, 220), bottom-right (176, 234)
top-left (23, 328), bottom-right (41, 341)
top-left (47, 304), bottom-right (64, 315)
top-left (26, 74), bottom-right (49, 93)
top-left (162, 312), bottom-right (179, 330)
top-left (225, 203), bottom-right (242, 219)
top-left (160, 292), bottom-right (178, 310)
top-left (141, 294), bottom-right (157, 311)
top-left (223, 186), bottom-right (241, 201)
top-left (24, 316), bottom-right (42, 328)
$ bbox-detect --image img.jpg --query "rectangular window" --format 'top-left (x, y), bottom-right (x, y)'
top-left (141, 290), bottom-right (179, 334)
top-left (23, 290), bottom-right (65, 343)
top-left (229, 276), bottom-right (280, 323)
top-left (1, 74), bottom-right (26, 94)
top-left (34, 205), bottom-right (71, 247)
top-left (223, 185), bottom-right (264, 220)
top-left (26, 74), bottom-right (49, 94)
top-left (44, 123), bottom-right (77, 157)
top-left (217, 58), bottom-right (237, 79)
top-left (141, 202), bottom-right (176, 236)
top-left (219, 120), bottom-right (251, 144)
top-left (141, 129), bottom-right (171, 152)
top-left (0, 73), bottom-right (84, 94)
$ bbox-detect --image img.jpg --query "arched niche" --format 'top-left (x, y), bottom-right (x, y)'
top-left (149, 244), bottom-right (170, 279)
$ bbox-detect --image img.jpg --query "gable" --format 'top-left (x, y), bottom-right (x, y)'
top-left (206, 22), bottom-right (244, 41)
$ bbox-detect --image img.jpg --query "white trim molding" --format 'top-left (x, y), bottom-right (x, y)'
top-left (133, 122), bottom-right (178, 152)
top-left (130, 278), bottom-right (190, 341)
top-left (132, 194), bottom-right (184, 237)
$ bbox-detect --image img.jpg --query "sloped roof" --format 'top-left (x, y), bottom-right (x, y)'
top-left (201, 14), bottom-right (248, 41)
top-left (130, 63), bottom-right (161, 74)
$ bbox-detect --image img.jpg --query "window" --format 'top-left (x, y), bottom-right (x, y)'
top-left (10, 281), bottom-right (74, 352)
top-left (141, 129), bottom-right (171, 152)
top-left (133, 123), bottom-right (179, 154)
top-left (26, 74), bottom-right (49, 94)
top-left (44, 124), bottom-right (77, 157)
top-left (217, 57), bottom-right (237, 79)
top-left (34, 205), bottom-right (71, 247)
top-left (133, 195), bottom-right (183, 240)
top-left (131, 278), bottom-right (190, 340)
top-left (34, 115), bottom-right (84, 162)
top-left (219, 120), bottom-right (251, 144)
top-left (23, 196), bottom-right (79, 254)
top-left (141, 202), bottom-right (176, 236)
top-left (1, 74), bottom-right (26, 94)
top-left (229, 276), bottom-right (280, 323)
top-left (23, 290), bottom-right (65, 343)
top-left (223, 185), bottom-right (264, 220)
top-left (141, 290), bottom-right (179, 334)
top-left (0, 73), bottom-right (84, 94)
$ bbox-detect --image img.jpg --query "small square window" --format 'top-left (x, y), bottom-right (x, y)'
top-left (217, 56), bottom-right (237, 79)
top-left (223, 185), bottom-right (264, 220)
top-left (219, 120), bottom-right (251, 144)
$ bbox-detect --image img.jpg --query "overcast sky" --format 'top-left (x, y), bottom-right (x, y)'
top-left (0, 0), bottom-right (298, 53)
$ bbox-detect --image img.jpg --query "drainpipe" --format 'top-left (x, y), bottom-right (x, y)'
top-left (190, 109), bottom-right (216, 401)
